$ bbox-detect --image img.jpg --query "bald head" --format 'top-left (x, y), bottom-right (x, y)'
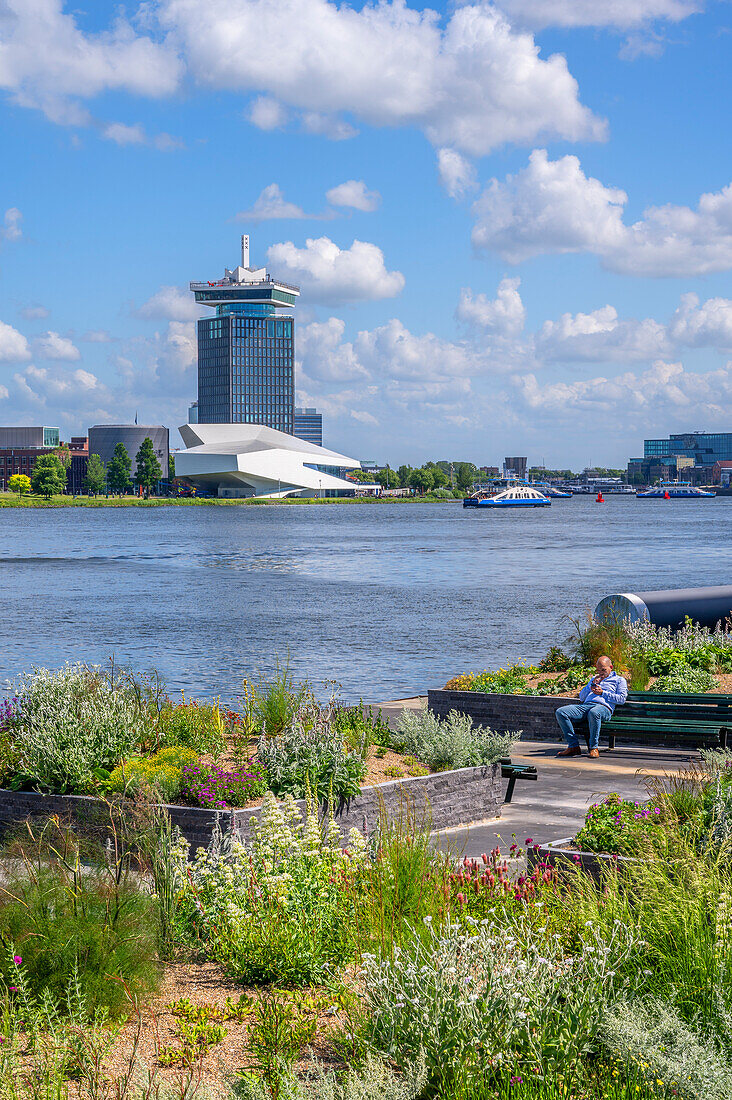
top-left (596, 656), bottom-right (613, 677)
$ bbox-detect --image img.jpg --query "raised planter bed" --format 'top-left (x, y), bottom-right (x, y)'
top-left (0, 761), bottom-right (503, 852)
top-left (527, 836), bottom-right (635, 882)
top-left (428, 688), bottom-right (568, 742)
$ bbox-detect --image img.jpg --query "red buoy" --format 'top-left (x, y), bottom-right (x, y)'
top-left (596, 492), bottom-right (604, 503)
top-left (664, 490), bottom-right (670, 499)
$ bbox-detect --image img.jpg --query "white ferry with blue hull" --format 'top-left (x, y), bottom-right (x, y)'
top-left (465, 485), bottom-right (551, 508)
top-left (637, 480), bottom-right (715, 499)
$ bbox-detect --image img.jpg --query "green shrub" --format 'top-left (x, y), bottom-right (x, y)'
top-left (394, 708), bottom-right (517, 771)
top-left (107, 745), bottom-right (197, 802)
top-left (249, 662), bottom-right (309, 737)
top-left (257, 714), bottom-right (365, 802)
top-left (574, 793), bottom-right (665, 856)
top-left (0, 821), bottom-right (161, 1017)
top-left (156, 698), bottom-right (228, 755)
top-left (538, 646), bottom-right (573, 672)
top-left (8, 664), bottom-right (150, 793)
top-left (333, 703), bottom-right (392, 757)
top-left (650, 665), bottom-right (717, 693)
top-left (176, 794), bottom-right (365, 985)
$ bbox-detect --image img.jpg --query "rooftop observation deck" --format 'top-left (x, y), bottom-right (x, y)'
top-left (189, 276), bottom-right (300, 295)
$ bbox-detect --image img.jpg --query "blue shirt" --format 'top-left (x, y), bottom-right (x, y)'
top-left (579, 671), bottom-right (628, 714)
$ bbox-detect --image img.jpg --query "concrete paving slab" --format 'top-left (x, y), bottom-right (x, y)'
top-left (375, 696), bottom-right (701, 858)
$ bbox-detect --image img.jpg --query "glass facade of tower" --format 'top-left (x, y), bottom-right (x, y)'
top-left (197, 312), bottom-right (294, 430)
top-left (644, 432), bottom-right (732, 466)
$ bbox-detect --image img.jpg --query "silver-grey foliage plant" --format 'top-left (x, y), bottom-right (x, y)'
top-left (601, 997), bottom-right (732, 1100)
top-left (364, 916), bottom-right (638, 1079)
top-left (395, 707), bottom-right (518, 770)
top-left (11, 664), bottom-right (149, 793)
top-left (237, 1053), bottom-right (427, 1100)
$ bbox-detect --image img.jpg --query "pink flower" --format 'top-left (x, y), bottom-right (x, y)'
top-left (8, 987), bottom-right (17, 992)
top-left (12, 956), bottom-right (21, 965)
top-left (525, 838), bottom-right (533, 845)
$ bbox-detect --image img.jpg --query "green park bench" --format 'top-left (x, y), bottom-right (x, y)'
top-left (500, 757), bottom-right (538, 803)
top-left (575, 692), bottom-right (732, 751)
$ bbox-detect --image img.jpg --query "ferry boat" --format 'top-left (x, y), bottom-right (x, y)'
top-left (474, 485), bottom-right (551, 508)
top-left (532, 483), bottom-right (571, 498)
top-left (636, 480), bottom-right (715, 499)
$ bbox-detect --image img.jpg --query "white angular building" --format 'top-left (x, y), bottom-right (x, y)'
top-left (176, 423), bottom-right (361, 498)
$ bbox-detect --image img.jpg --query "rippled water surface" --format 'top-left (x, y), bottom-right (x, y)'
top-left (1, 498), bottom-right (730, 702)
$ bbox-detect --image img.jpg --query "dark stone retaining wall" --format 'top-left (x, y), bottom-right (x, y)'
top-left (428, 689), bottom-right (567, 743)
top-left (527, 838), bottom-right (634, 884)
top-left (0, 763), bottom-right (502, 853)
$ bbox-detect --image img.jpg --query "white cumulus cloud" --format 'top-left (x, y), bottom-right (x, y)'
top-left (137, 286), bottom-right (199, 322)
top-left (473, 150), bottom-right (732, 277)
top-left (669, 293), bottom-right (732, 349)
top-left (0, 0), bottom-right (182, 126)
top-left (437, 149), bottom-right (477, 199)
top-left (456, 278), bottom-right (526, 338)
top-left (326, 180), bottom-right (380, 212)
top-left (247, 96), bottom-right (288, 130)
top-left (536, 306), bottom-right (669, 362)
top-left (35, 331), bottom-right (81, 361)
top-left (0, 320), bottom-right (31, 362)
top-left (267, 237), bottom-right (404, 304)
top-left (157, 0), bottom-right (604, 157)
top-left (236, 184), bottom-right (314, 223)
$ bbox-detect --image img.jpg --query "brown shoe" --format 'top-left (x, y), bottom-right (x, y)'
top-left (557, 747), bottom-right (582, 757)
top-left (588, 748), bottom-right (600, 758)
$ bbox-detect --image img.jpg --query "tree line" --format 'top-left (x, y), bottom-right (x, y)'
top-left (349, 461), bottom-right (479, 494)
top-left (8, 438), bottom-right (165, 501)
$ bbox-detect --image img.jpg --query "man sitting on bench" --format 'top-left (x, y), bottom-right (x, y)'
top-left (556, 656), bottom-right (627, 759)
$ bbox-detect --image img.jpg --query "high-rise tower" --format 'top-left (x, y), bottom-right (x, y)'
top-left (190, 236), bottom-right (300, 430)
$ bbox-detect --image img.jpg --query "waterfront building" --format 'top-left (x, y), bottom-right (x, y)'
top-left (0, 426), bottom-right (61, 491)
top-left (190, 236), bottom-right (299, 431)
top-left (87, 425), bottom-right (169, 480)
top-left (176, 423), bottom-right (360, 498)
top-left (68, 436), bottom-right (89, 494)
top-left (503, 456), bottom-right (527, 479)
top-left (188, 401), bottom-right (198, 424)
top-left (294, 407), bottom-right (323, 447)
top-left (0, 426), bottom-right (59, 449)
top-left (630, 432), bottom-right (732, 483)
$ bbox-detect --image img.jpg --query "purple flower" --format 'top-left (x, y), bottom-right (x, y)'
top-left (12, 956), bottom-right (21, 966)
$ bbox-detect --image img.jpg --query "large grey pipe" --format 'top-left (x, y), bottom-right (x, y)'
top-left (595, 585), bottom-right (732, 630)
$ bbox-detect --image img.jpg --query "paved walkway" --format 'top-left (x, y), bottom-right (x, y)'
top-left (375, 696), bottom-right (700, 858)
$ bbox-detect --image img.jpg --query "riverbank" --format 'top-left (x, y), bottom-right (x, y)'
top-left (0, 492), bottom-right (460, 508)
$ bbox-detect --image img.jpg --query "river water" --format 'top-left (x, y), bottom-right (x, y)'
top-left (0, 497), bottom-right (729, 703)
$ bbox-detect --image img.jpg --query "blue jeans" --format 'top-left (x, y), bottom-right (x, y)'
top-left (555, 702), bottom-right (612, 750)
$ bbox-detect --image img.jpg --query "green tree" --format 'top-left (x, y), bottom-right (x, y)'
top-left (168, 453), bottom-right (175, 480)
top-left (408, 467), bottom-right (435, 495)
top-left (31, 454), bottom-right (67, 499)
top-left (53, 443), bottom-right (71, 470)
top-left (107, 443), bottom-right (132, 494)
top-left (83, 453), bottom-right (106, 496)
top-left (8, 473), bottom-right (31, 498)
top-left (397, 465), bottom-right (412, 486)
top-left (455, 462), bottom-right (478, 492)
top-left (134, 437), bottom-right (163, 497)
top-left (349, 468), bottom-right (376, 483)
top-left (376, 467), bottom-right (400, 489)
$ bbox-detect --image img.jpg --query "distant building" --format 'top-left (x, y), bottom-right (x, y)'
top-left (0, 426), bottom-right (61, 492)
top-left (68, 437), bottom-right (89, 494)
top-left (0, 426), bottom-right (59, 449)
top-left (503, 456), bottom-right (527, 479)
top-left (633, 432), bottom-right (732, 482)
top-left (294, 407), bottom-right (323, 447)
top-left (190, 235), bottom-right (298, 432)
top-left (176, 423), bottom-right (359, 498)
top-left (713, 460), bottom-right (732, 485)
top-left (479, 466), bottom-right (500, 478)
top-left (188, 401), bottom-right (198, 424)
top-left (87, 425), bottom-right (169, 480)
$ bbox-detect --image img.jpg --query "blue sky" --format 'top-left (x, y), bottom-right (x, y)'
top-left (0, 0), bottom-right (731, 468)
